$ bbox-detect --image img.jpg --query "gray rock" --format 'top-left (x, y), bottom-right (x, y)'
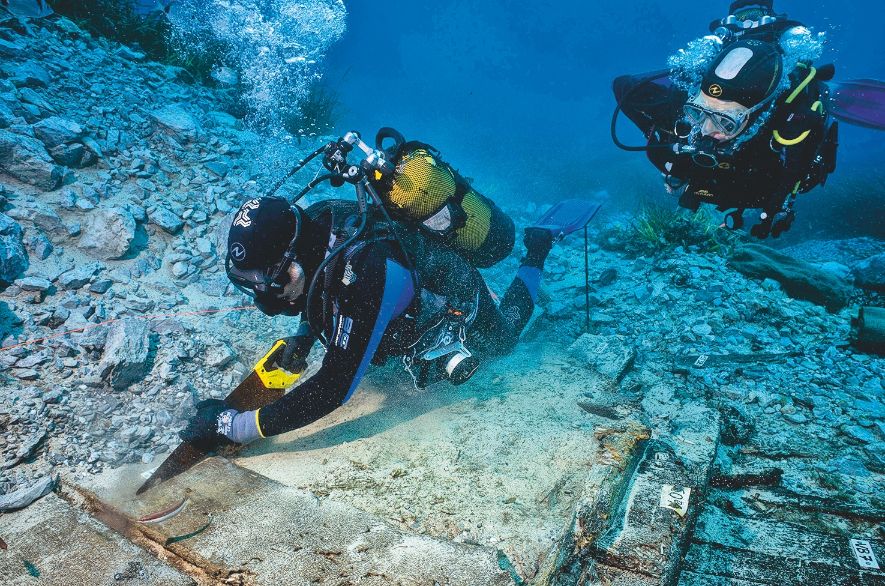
top-left (852, 253), bottom-right (885, 292)
top-left (77, 207), bottom-right (136, 260)
top-left (596, 268), bottom-right (618, 286)
top-left (0, 212), bottom-right (28, 282)
top-left (692, 323), bottom-right (713, 336)
top-left (89, 279), bottom-right (113, 294)
top-left (150, 105), bottom-right (200, 143)
top-left (842, 425), bottom-right (878, 444)
top-left (58, 261), bottom-right (103, 289)
top-left (116, 45), bottom-right (145, 61)
top-left (18, 88), bottom-right (53, 112)
top-left (5, 201), bottom-right (65, 237)
top-left (81, 136), bottom-right (103, 158)
top-left (15, 276), bottom-right (51, 291)
top-left (729, 244), bottom-right (852, 311)
top-left (205, 342), bottom-right (236, 368)
top-left (98, 318), bottom-right (153, 390)
top-left (206, 110), bottom-right (239, 128)
top-left (0, 101), bottom-right (15, 128)
top-left (0, 38), bottom-right (25, 59)
top-left (195, 237), bottom-right (214, 257)
top-left (48, 142), bottom-right (85, 167)
top-left (0, 475), bottom-right (56, 512)
top-left (148, 205), bottom-right (183, 234)
top-left (2, 60), bottom-right (51, 88)
top-left (13, 368), bottom-right (38, 380)
top-left (0, 0), bottom-right (53, 18)
top-left (205, 161), bottom-right (229, 177)
top-left (0, 129), bottom-right (63, 190)
top-left (32, 116), bottom-right (84, 149)
top-left (171, 260), bottom-right (189, 278)
top-left (15, 429), bottom-right (46, 460)
top-left (568, 333), bottom-right (637, 383)
top-left (25, 230), bottom-right (53, 260)
top-left (199, 274), bottom-right (230, 297)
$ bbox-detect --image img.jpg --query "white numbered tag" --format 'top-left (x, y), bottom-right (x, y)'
top-left (693, 354), bottom-right (709, 368)
top-left (850, 539), bottom-right (880, 570)
top-left (660, 484), bottom-right (691, 518)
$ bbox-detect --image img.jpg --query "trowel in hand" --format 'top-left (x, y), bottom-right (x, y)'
top-left (136, 339), bottom-right (301, 495)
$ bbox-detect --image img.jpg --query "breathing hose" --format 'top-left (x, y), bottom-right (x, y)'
top-left (611, 70), bottom-right (678, 152)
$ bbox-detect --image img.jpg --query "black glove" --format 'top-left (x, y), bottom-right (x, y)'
top-left (179, 399), bottom-right (235, 451)
top-left (770, 210), bottom-right (795, 239)
top-left (750, 216), bottom-right (773, 239)
top-left (274, 335), bottom-right (314, 374)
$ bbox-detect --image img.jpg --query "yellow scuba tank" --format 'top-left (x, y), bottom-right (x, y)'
top-left (372, 128), bottom-right (514, 269)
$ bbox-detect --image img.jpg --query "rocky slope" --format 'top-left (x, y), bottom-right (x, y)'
top-left (0, 12), bottom-right (335, 501)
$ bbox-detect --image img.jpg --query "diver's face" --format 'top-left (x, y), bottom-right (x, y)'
top-left (277, 261), bottom-right (306, 304)
top-left (686, 92), bottom-right (750, 142)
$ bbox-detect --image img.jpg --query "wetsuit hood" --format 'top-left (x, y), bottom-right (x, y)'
top-left (701, 39), bottom-right (782, 107)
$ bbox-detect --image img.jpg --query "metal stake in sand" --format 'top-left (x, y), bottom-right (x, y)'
top-left (528, 199), bottom-right (600, 333)
top-left (585, 224), bottom-right (590, 332)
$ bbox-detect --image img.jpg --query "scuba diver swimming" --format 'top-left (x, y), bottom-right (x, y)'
top-left (611, 0), bottom-right (885, 239)
top-left (178, 128), bottom-right (599, 449)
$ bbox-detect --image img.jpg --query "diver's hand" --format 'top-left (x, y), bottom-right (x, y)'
top-left (275, 335), bottom-right (314, 374)
top-left (750, 222), bottom-right (771, 239)
top-left (180, 399), bottom-right (264, 448)
top-left (179, 399), bottom-right (237, 451)
top-left (770, 210), bottom-right (795, 239)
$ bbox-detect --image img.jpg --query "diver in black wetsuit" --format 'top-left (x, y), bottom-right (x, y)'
top-left (612, 0), bottom-right (838, 238)
top-left (181, 195), bottom-right (556, 446)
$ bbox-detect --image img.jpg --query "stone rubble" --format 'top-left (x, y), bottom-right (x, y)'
top-left (0, 12), bottom-right (336, 499)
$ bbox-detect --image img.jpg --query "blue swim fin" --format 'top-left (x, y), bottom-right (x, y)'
top-left (530, 199), bottom-right (602, 241)
top-left (828, 79), bottom-right (885, 131)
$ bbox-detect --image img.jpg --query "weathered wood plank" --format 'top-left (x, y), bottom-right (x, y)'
top-left (693, 506), bottom-right (885, 575)
top-left (677, 569), bottom-right (768, 586)
top-left (591, 441), bottom-right (699, 580)
top-left (683, 542), bottom-right (884, 586)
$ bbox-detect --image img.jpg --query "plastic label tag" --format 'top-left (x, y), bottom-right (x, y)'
top-left (693, 354), bottom-right (709, 368)
top-left (660, 484), bottom-right (691, 518)
top-left (850, 539), bottom-right (880, 570)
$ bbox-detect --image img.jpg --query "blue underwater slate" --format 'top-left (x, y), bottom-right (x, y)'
top-left (531, 199), bottom-right (602, 239)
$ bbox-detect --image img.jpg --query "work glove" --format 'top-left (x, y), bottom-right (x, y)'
top-left (749, 216), bottom-right (773, 239)
top-left (180, 399), bottom-right (265, 448)
top-left (275, 335), bottom-right (314, 374)
top-left (769, 210), bottom-right (795, 239)
top-left (179, 399), bottom-right (236, 451)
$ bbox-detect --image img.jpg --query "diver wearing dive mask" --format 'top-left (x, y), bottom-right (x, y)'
top-left (181, 176), bottom-right (564, 451)
top-left (612, 8), bottom-right (838, 239)
top-left (225, 197), bottom-right (321, 316)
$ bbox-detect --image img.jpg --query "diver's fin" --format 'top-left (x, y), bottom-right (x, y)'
top-left (530, 199), bottom-right (602, 241)
top-left (828, 79), bottom-right (885, 131)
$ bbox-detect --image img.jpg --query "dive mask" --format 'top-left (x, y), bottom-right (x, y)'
top-left (683, 95), bottom-right (750, 138)
top-left (226, 207), bottom-right (303, 298)
top-left (226, 255), bottom-right (292, 297)
top-left (682, 84), bottom-right (781, 140)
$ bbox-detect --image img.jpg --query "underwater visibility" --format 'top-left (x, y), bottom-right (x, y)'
top-left (0, 1), bottom-right (882, 584)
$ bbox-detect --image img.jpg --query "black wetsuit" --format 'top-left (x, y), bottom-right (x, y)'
top-left (613, 66), bottom-right (834, 218)
top-left (254, 210), bottom-right (536, 438)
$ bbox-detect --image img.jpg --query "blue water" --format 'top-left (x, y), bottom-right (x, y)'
top-left (324, 0), bottom-right (885, 239)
